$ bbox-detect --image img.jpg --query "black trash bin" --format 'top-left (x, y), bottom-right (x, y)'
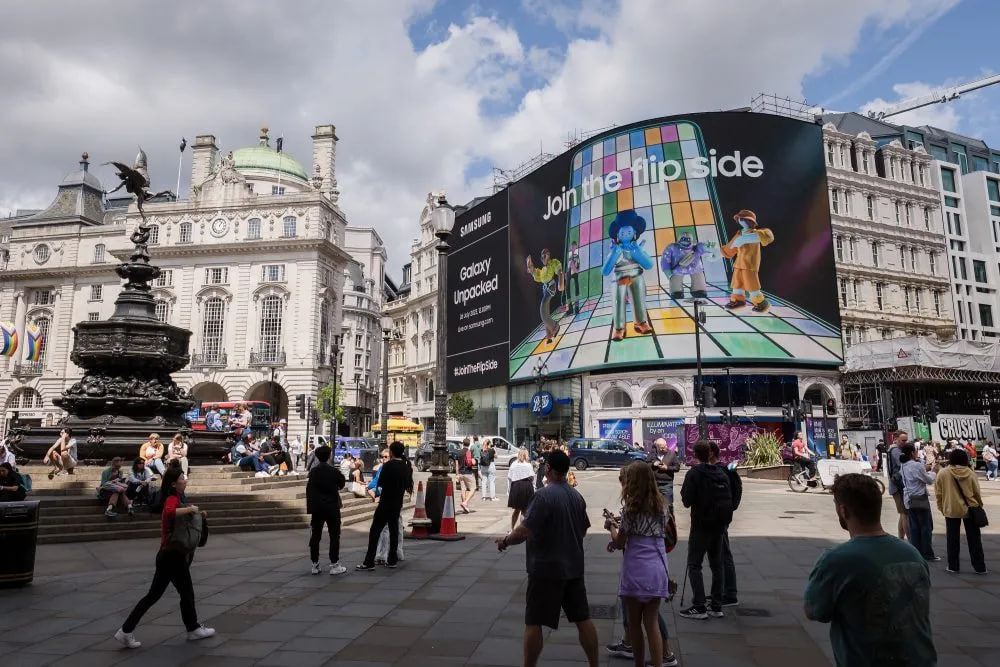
top-left (0, 500), bottom-right (40, 587)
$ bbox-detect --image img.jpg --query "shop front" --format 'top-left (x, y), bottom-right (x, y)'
top-left (509, 376), bottom-right (582, 446)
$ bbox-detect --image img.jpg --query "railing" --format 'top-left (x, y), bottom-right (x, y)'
top-left (190, 351), bottom-right (228, 369)
top-left (13, 361), bottom-right (44, 378)
top-left (249, 350), bottom-right (286, 367)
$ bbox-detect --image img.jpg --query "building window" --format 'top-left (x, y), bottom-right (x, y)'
top-left (862, 152), bottom-right (870, 174)
top-left (839, 145), bottom-right (846, 167)
top-left (282, 216), bottom-right (297, 237)
top-left (88, 312), bottom-right (100, 322)
top-left (839, 279), bottom-right (848, 306)
top-left (271, 186), bottom-right (285, 195)
top-left (923, 207), bottom-right (930, 230)
top-left (988, 179), bottom-right (1000, 203)
top-left (154, 299), bottom-right (169, 323)
top-left (941, 168), bottom-right (956, 193)
top-left (178, 221), bottom-right (193, 243)
top-left (875, 283), bottom-right (884, 311)
top-left (33, 289), bottom-right (53, 305)
top-left (826, 143), bottom-right (834, 166)
top-left (831, 189), bottom-right (839, 214)
top-left (354, 353), bottom-right (362, 368)
top-left (980, 304), bottom-right (995, 328)
top-left (259, 295), bottom-right (283, 359)
top-left (903, 286), bottom-right (911, 312)
top-left (355, 334), bottom-right (362, 348)
top-left (918, 165), bottom-right (925, 186)
top-left (33, 318), bottom-right (50, 363)
top-left (894, 201), bottom-right (900, 224)
top-left (33, 244), bottom-right (50, 263)
top-left (974, 260), bottom-right (988, 283)
top-left (148, 225), bottom-right (159, 245)
top-left (155, 269), bottom-right (173, 286)
top-left (93, 244), bottom-right (106, 263)
top-left (866, 195), bottom-right (874, 220)
top-left (910, 247), bottom-right (917, 272)
top-left (844, 190), bottom-right (851, 215)
top-left (969, 301), bottom-right (976, 325)
top-left (844, 326), bottom-right (854, 348)
top-left (205, 267), bottom-right (229, 285)
top-left (905, 203), bottom-right (911, 225)
top-left (954, 213), bottom-right (963, 236)
top-left (934, 291), bottom-right (941, 316)
top-left (849, 237), bottom-right (857, 262)
top-left (889, 158), bottom-right (896, 180)
top-left (852, 280), bottom-right (860, 305)
top-left (319, 302), bottom-right (330, 363)
top-left (914, 289), bottom-right (922, 313)
top-left (900, 246), bottom-right (907, 271)
top-left (261, 264), bottom-right (285, 282)
top-left (247, 218), bottom-right (261, 239)
top-left (871, 242), bottom-right (880, 268)
top-left (201, 297), bottom-right (225, 362)
top-left (89, 284), bottom-right (103, 301)
top-left (959, 257), bottom-right (968, 281)
top-left (835, 236), bottom-right (844, 262)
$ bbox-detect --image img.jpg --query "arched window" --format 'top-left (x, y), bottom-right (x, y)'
top-left (646, 388), bottom-right (683, 407)
top-left (201, 297), bottom-right (225, 363)
top-left (93, 244), bottom-right (106, 263)
top-left (259, 295), bottom-right (283, 360)
top-left (282, 216), bottom-right (297, 237)
top-left (178, 221), bottom-right (193, 244)
top-left (602, 388), bottom-right (632, 409)
top-left (147, 225), bottom-right (160, 245)
top-left (154, 299), bottom-right (169, 323)
top-left (425, 378), bottom-right (434, 402)
top-left (6, 387), bottom-right (42, 409)
top-left (803, 385), bottom-right (831, 406)
top-left (247, 218), bottom-right (261, 240)
top-left (319, 302), bottom-right (330, 363)
top-left (33, 317), bottom-right (51, 364)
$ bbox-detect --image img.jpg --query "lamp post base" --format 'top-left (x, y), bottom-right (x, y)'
top-left (424, 470), bottom-right (450, 534)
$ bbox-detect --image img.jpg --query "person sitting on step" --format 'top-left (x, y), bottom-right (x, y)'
top-left (99, 457), bottom-right (132, 518)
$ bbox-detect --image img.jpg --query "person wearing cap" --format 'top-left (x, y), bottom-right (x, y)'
top-left (603, 209), bottom-right (654, 342)
top-left (721, 209), bottom-right (775, 313)
top-left (273, 419), bottom-right (288, 451)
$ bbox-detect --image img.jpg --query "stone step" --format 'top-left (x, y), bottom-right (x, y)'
top-left (20, 465), bottom-right (258, 480)
top-left (35, 494), bottom-right (376, 517)
top-left (28, 475), bottom-right (308, 495)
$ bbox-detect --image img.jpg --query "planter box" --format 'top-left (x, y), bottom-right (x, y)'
top-left (738, 464), bottom-right (790, 481)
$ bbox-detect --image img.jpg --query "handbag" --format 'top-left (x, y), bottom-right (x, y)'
top-left (953, 474), bottom-right (989, 528)
top-left (664, 511), bottom-right (678, 553)
top-left (908, 492), bottom-right (931, 511)
top-left (168, 510), bottom-right (205, 553)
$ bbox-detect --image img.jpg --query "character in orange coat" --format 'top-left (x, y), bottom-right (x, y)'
top-left (721, 209), bottom-right (774, 313)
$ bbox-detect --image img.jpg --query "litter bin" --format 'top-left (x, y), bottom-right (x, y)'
top-left (0, 500), bottom-right (40, 587)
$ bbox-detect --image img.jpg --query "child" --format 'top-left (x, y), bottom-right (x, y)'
top-left (606, 462), bottom-right (673, 667)
top-left (567, 470), bottom-right (578, 488)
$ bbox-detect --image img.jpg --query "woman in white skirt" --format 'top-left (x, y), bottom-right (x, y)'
top-left (506, 447), bottom-right (536, 530)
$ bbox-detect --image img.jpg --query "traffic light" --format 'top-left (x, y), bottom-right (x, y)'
top-left (797, 400), bottom-right (813, 423)
top-left (914, 403), bottom-right (925, 423)
top-left (295, 394), bottom-right (306, 420)
top-left (310, 408), bottom-right (320, 428)
top-left (702, 385), bottom-right (717, 408)
top-left (719, 409), bottom-right (730, 425)
top-left (826, 398), bottom-right (837, 415)
top-left (781, 403), bottom-right (794, 422)
top-left (925, 399), bottom-right (939, 423)
top-left (881, 389), bottom-right (895, 420)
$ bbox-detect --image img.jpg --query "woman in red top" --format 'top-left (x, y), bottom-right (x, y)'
top-left (114, 467), bottom-right (215, 649)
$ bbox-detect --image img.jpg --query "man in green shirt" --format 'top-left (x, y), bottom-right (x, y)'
top-left (804, 473), bottom-right (936, 666)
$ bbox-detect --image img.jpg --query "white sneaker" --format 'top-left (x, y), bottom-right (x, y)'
top-left (187, 625), bottom-right (215, 641)
top-left (268, 465), bottom-right (280, 475)
top-left (114, 629), bottom-right (141, 649)
top-left (311, 562), bottom-right (321, 575)
top-left (330, 563), bottom-right (347, 575)
top-left (255, 471), bottom-right (269, 478)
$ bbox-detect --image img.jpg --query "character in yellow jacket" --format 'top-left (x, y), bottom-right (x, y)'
top-left (526, 249), bottom-right (564, 342)
top-left (720, 209), bottom-right (774, 313)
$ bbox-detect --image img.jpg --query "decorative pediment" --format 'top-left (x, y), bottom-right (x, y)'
top-left (151, 287), bottom-right (177, 304)
top-left (27, 306), bottom-right (54, 321)
top-left (195, 285), bottom-right (233, 304)
top-left (252, 283), bottom-right (290, 302)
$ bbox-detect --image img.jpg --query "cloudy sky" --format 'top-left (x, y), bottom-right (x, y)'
top-left (2, 0), bottom-right (997, 275)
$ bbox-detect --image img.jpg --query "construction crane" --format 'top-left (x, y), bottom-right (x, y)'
top-left (867, 73), bottom-right (1000, 120)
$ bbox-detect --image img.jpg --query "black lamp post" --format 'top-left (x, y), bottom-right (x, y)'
top-left (424, 195), bottom-right (455, 534)
top-left (532, 358), bottom-right (549, 442)
top-left (353, 372), bottom-right (361, 437)
top-left (379, 313), bottom-right (396, 450)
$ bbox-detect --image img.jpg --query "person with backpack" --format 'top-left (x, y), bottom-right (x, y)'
top-left (115, 467), bottom-right (214, 649)
top-left (453, 438), bottom-right (477, 513)
top-left (480, 439), bottom-right (497, 501)
top-left (470, 436), bottom-right (483, 492)
top-left (708, 442), bottom-right (741, 607)
top-left (679, 441), bottom-right (732, 620)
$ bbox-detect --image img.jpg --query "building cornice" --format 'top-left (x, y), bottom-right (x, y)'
top-left (109, 237), bottom-right (352, 264)
top-left (831, 218), bottom-right (947, 248)
top-left (1, 263), bottom-right (121, 281)
top-left (826, 169), bottom-right (941, 205)
top-left (835, 262), bottom-right (951, 287)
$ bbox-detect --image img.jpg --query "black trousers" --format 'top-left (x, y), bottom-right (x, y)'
top-left (363, 505), bottom-right (401, 566)
top-left (122, 549), bottom-right (199, 633)
top-left (687, 523), bottom-right (725, 608)
top-left (309, 511), bottom-right (341, 564)
top-left (945, 516), bottom-right (987, 573)
top-left (722, 529), bottom-right (737, 600)
top-left (126, 482), bottom-right (149, 503)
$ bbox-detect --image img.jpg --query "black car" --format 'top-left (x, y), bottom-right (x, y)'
top-left (414, 439), bottom-right (463, 472)
top-left (567, 437), bottom-right (648, 470)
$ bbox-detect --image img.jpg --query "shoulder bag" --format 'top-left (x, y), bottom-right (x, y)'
top-left (168, 510), bottom-right (206, 553)
top-left (953, 474), bottom-right (989, 528)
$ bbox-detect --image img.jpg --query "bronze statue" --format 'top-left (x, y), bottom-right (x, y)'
top-left (104, 148), bottom-right (174, 218)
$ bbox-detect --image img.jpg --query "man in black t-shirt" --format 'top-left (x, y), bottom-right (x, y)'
top-left (496, 449), bottom-right (598, 666)
top-left (357, 442), bottom-right (413, 571)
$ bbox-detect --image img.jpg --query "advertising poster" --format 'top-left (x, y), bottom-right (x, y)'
top-left (681, 421), bottom-right (785, 466)
top-left (931, 414), bottom-right (994, 443)
top-left (448, 112), bottom-right (842, 392)
top-left (805, 417), bottom-right (839, 457)
top-left (641, 418), bottom-right (684, 453)
top-left (598, 418), bottom-right (633, 443)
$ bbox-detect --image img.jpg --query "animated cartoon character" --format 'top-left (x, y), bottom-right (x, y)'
top-left (720, 209), bottom-right (774, 312)
top-left (660, 231), bottom-right (716, 299)
top-left (526, 248), bottom-right (564, 342)
top-left (565, 241), bottom-right (582, 314)
top-left (602, 210), bottom-right (654, 341)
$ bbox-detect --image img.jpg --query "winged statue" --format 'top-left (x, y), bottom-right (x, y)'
top-left (104, 148), bottom-right (174, 218)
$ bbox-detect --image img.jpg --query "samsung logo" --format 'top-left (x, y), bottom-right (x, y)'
top-left (459, 211), bottom-right (491, 237)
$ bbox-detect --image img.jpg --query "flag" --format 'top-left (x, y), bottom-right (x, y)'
top-left (25, 323), bottom-right (44, 362)
top-left (0, 322), bottom-right (17, 358)
top-left (276, 137), bottom-right (283, 153)
top-left (179, 137), bottom-right (187, 152)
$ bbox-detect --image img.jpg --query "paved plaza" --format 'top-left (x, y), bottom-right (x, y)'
top-left (4, 469), bottom-right (1000, 666)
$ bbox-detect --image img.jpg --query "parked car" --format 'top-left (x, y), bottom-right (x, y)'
top-left (414, 439), bottom-right (464, 472)
top-left (567, 437), bottom-right (647, 470)
top-left (470, 436), bottom-right (516, 467)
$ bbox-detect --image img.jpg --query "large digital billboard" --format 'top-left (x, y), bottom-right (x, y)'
top-left (447, 112), bottom-right (842, 392)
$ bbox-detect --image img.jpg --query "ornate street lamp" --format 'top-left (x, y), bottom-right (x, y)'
top-left (424, 195), bottom-right (455, 533)
top-left (379, 313), bottom-right (395, 450)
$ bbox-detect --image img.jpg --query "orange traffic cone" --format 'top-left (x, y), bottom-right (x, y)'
top-left (406, 481), bottom-right (433, 540)
top-left (429, 480), bottom-right (465, 541)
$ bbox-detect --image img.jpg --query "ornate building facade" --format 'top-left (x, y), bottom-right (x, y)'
top-left (0, 125), bottom-right (378, 439)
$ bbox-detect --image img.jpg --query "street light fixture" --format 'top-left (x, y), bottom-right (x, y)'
top-left (532, 357), bottom-right (549, 442)
top-left (425, 194), bottom-right (455, 534)
top-left (379, 313), bottom-right (395, 450)
top-left (353, 372), bottom-right (361, 437)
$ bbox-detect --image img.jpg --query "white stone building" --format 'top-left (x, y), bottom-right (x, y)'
top-left (821, 118), bottom-right (955, 347)
top-left (0, 125), bottom-right (378, 440)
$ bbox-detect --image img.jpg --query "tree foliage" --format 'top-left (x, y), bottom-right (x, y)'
top-left (448, 393), bottom-right (475, 423)
top-left (317, 383), bottom-right (346, 424)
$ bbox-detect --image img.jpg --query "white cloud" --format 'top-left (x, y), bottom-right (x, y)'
top-left (860, 81), bottom-right (962, 130)
top-left (0, 0), bottom-right (961, 273)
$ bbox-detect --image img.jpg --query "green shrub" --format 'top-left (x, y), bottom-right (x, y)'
top-left (743, 431), bottom-right (784, 468)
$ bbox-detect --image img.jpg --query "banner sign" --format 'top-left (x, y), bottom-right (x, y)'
top-left (599, 418), bottom-right (633, 443)
top-left (641, 418), bottom-right (684, 453)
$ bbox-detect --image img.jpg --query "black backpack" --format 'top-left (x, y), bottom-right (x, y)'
top-left (696, 464), bottom-right (733, 524)
top-left (480, 448), bottom-right (493, 467)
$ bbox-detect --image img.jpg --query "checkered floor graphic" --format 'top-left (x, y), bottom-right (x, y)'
top-left (509, 283), bottom-right (843, 380)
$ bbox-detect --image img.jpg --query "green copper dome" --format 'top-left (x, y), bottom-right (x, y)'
top-left (232, 130), bottom-right (309, 181)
